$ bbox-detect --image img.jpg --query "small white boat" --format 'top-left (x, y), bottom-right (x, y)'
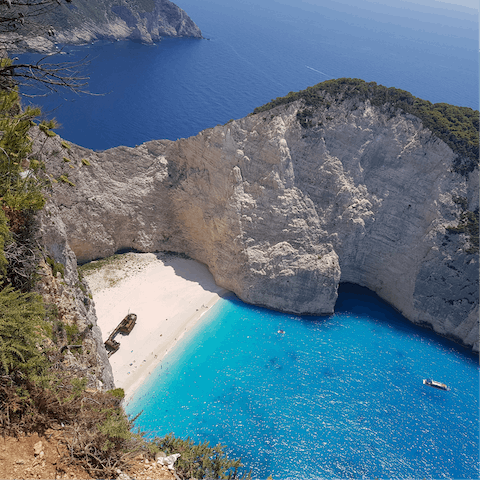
top-left (423, 378), bottom-right (450, 391)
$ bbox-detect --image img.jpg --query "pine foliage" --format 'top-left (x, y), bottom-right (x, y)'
top-left (0, 285), bottom-right (46, 375)
top-left (0, 80), bottom-right (49, 374)
top-left (0, 86), bottom-right (45, 212)
top-left (0, 85), bottom-right (47, 290)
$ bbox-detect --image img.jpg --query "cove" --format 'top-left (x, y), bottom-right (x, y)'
top-left (125, 284), bottom-right (479, 479)
top-left (14, 0), bottom-right (478, 476)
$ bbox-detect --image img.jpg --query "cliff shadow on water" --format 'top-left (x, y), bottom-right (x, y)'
top-left (335, 282), bottom-right (478, 362)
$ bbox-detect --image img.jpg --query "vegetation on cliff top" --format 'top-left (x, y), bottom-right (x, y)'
top-left (253, 78), bottom-right (479, 174)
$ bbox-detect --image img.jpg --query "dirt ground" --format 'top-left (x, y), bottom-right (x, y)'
top-left (0, 431), bottom-right (175, 480)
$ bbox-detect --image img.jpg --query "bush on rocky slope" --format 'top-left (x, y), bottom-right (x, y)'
top-left (0, 85), bottom-right (141, 478)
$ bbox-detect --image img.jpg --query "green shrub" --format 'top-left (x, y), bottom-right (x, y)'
top-left (149, 434), bottom-right (251, 479)
top-left (0, 89), bottom-right (46, 212)
top-left (81, 158), bottom-right (91, 166)
top-left (98, 409), bottom-right (134, 451)
top-left (78, 254), bottom-right (122, 274)
top-left (61, 140), bottom-right (71, 150)
top-left (58, 175), bottom-right (75, 187)
top-left (64, 323), bottom-right (81, 345)
top-left (296, 108), bottom-right (315, 128)
top-left (107, 388), bottom-right (125, 400)
top-left (42, 322), bottom-right (53, 341)
top-left (28, 159), bottom-right (40, 171)
top-left (0, 285), bottom-right (47, 375)
top-left (38, 119), bottom-right (57, 137)
top-left (46, 256), bottom-right (64, 277)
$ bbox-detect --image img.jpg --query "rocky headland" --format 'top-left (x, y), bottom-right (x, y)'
top-left (35, 79), bottom-right (479, 352)
top-left (0, 0), bottom-right (202, 53)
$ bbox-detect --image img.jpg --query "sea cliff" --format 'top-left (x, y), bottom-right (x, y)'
top-left (37, 201), bottom-right (115, 390)
top-left (35, 79), bottom-right (479, 352)
top-left (0, 0), bottom-right (202, 53)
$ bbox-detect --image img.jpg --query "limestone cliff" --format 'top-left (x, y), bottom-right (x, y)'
top-left (33, 80), bottom-right (479, 352)
top-left (36, 202), bottom-right (115, 389)
top-left (1, 0), bottom-right (202, 53)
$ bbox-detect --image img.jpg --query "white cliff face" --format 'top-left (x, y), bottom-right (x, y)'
top-left (35, 98), bottom-right (479, 351)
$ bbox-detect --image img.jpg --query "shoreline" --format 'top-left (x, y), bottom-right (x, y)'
top-left (123, 292), bottom-right (224, 402)
top-left (81, 252), bottom-right (227, 400)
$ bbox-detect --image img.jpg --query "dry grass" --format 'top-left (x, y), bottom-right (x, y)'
top-left (0, 358), bottom-right (145, 478)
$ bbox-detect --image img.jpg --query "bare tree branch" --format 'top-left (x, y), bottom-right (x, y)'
top-left (0, 1), bottom-right (93, 96)
top-left (1, 54), bottom-right (90, 95)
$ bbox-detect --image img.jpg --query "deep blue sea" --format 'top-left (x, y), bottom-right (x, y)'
top-left (18, 1), bottom-right (479, 477)
top-left (19, 0), bottom-right (478, 150)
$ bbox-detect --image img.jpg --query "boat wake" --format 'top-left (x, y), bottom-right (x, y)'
top-left (306, 65), bottom-right (331, 77)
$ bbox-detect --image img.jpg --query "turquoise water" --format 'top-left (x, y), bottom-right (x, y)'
top-left (126, 284), bottom-right (479, 479)
top-left (19, 0), bottom-right (478, 150)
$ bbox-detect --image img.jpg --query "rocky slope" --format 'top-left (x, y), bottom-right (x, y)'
top-left (36, 201), bottom-right (115, 390)
top-left (34, 81), bottom-right (479, 352)
top-left (1, 0), bottom-right (202, 53)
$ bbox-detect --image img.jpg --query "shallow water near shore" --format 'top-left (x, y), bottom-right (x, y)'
top-left (126, 284), bottom-right (479, 479)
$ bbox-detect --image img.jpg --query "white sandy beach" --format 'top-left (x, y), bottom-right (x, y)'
top-left (81, 252), bottom-right (227, 400)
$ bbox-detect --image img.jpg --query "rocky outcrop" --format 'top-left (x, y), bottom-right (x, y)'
top-left (33, 90), bottom-right (479, 352)
top-left (36, 202), bottom-right (114, 390)
top-left (1, 0), bottom-right (202, 53)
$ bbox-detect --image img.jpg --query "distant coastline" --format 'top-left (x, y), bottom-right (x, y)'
top-left (1, 0), bottom-right (202, 54)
